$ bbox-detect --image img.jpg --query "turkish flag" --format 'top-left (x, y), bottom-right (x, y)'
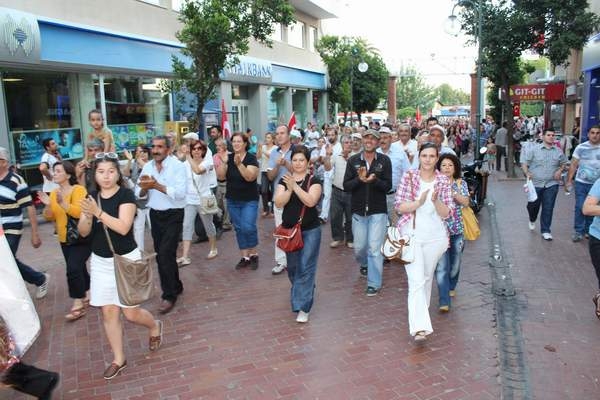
top-left (221, 99), bottom-right (231, 140)
top-left (288, 112), bottom-right (297, 131)
top-left (415, 106), bottom-right (422, 122)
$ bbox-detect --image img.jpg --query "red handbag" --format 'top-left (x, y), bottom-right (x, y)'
top-left (273, 176), bottom-right (311, 252)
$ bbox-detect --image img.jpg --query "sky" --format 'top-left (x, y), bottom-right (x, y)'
top-left (320, 0), bottom-right (478, 93)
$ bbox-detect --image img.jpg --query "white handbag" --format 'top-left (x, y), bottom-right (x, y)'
top-left (381, 225), bottom-right (414, 264)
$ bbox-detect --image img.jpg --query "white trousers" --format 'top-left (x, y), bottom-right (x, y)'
top-left (405, 237), bottom-right (448, 336)
top-left (133, 208), bottom-right (151, 252)
top-left (319, 176), bottom-right (333, 220)
top-left (273, 205), bottom-right (286, 266)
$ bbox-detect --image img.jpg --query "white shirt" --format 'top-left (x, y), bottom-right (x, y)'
top-left (184, 159), bottom-right (216, 205)
top-left (320, 141), bottom-right (342, 179)
top-left (40, 152), bottom-right (59, 192)
top-left (377, 142), bottom-right (411, 191)
top-left (413, 179), bottom-right (447, 241)
top-left (135, 155), bottom-right (187, 210)
top-left (305, 129), bottom-right (320, 148)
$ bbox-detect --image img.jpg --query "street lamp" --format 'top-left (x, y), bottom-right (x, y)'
top-left (445, 0), bottom-right (483, 156)
top-left (349, 48), bottom-right (368, 127)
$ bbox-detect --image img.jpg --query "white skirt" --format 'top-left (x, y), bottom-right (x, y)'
top-left (90, 248), bottom-right (141, 308)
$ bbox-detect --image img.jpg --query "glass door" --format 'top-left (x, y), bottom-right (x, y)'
top-left (231, 99), bottom-right (250, 133)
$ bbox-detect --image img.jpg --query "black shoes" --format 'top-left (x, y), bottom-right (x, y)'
top-left (359, 266), bottom-right (368, 276)
top-left (235, 257), bottom-right (250, 270)
top-left (249, 255), bottom-right (259, 270)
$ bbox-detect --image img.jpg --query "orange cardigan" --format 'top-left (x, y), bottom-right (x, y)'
top-left (43, 185), bottom-right (87, 243)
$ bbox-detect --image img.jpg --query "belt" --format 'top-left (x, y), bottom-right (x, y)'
top-left (387, 190), bottom-right (396, 195)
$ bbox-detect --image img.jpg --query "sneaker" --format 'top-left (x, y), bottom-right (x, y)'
top-left (359, 266), bottom-right (368, 277)
top-left (449, 290), bottom-right (456, 297)
top-left (177, 257), bottom-right (191, 267)
top-left (346, 242), bottom-right (354, 249)
top-left (103, 361), bottom-right (127, 380)
top-left (528, 221), bottom-right (535, 231)
top-left (235, 258), bottom-right (249, 270)
top-left (572, 233), bottom-right (583, 243)
top-left (439, 305), bottom-right (450, 312)
top-left (206, 250), bottom-right (218, 259)
top-left (296, 310), bottom-right (309, 323)
top-left (249, 254), bottom-right (259, 270)
top-left (36, 273), bottom-right (50, 299)
top-left (414, 331), bottom-right (427, 342)
top-left (271, 263), bottom-right (286, 275)
top-left (542, 232), bottom-right (553, 241)
top-left (329, 240), bottom-right (343, 248)
top-left (366, 286), bottom-right (378, 297)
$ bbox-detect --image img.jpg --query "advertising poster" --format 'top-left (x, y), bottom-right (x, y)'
top-left (12, 128), bottom-right (84, 167)
top-left (109, 123), bottom-right (156, 150)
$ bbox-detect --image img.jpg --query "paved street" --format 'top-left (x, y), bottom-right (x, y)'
top-left (2, 173), bottom-right (600, 399)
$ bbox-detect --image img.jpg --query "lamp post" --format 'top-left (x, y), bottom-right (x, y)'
top-left (445, 0), bottom-right (483, 156)
top-left (349, 47), bottom-right (368, 127)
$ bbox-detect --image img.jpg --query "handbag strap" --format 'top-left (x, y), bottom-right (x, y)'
top-left (297, 174), bottom-right (312, 223)
top-left (409, 172), bottom-right (416, 230)
top-left (97, 196), bottom-right (117, 256)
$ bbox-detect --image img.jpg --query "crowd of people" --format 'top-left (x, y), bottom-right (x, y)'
top-left (3, 108), bottom-right (600, 396)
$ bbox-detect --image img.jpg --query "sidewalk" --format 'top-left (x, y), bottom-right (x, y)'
top-left (487, 172), bottom-right (600, 399)
top-left (2, 203), bottom-right (500, 399)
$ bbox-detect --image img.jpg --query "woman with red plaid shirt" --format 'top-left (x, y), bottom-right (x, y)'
top-left (394, 143), bottom-right (453, 342)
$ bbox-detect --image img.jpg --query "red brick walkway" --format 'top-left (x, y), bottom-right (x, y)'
top-left (4, 185), bottom-right (508, 399)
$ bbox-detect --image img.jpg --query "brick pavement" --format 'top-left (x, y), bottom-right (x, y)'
top-left (488, 173), bottom-right (600, 400)
top-left (2, 197), bottom-right (503, 399)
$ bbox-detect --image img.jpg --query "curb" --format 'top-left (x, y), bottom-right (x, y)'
top-left (486, 198), bottom-right (532, 399)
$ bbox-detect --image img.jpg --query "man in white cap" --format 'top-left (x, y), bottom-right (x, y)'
top-left (429, 124), bottom-right (456, 156)
top-left (0, 147), bottom-right (48, 298)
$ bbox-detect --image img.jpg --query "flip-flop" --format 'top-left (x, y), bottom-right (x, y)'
top-left (65, 307), bottom-right (87, 322)
top-left (593, 293), bottom-right (600, 320)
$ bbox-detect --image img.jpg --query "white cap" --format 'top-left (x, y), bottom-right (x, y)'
top-left (182, 132), bottom-right (199, 141)
top-left (0, 147), bottom-right (9, 161)
top-left (378, 126), bottom-right (393, 134)
top-left (429, 124), bottom-right (446, 137)
top-left (290, 129), bottom-right (302, 138)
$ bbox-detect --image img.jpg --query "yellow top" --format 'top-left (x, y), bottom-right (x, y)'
top-left (43, 185), bottom-right (87, 243)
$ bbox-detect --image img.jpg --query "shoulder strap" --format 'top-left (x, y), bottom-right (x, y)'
top-left (409, 172), bottom-right (416, 230)
top-left (297, 175), bottom-right (312, 223)
top-left (97, 196), bottom-right (116, 255)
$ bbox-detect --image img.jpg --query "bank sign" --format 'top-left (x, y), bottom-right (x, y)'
top-left (0, 7), bottom-right (41, 65)
top-left (509, 84), bottom-right (565, 102)
top-left (221, 56), bottom-right (272, 84)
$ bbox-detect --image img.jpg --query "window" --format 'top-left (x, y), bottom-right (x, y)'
top-left (309, 26), bottom-right (318, 52)
top-left (288, 21), bottom-right (305, 48)
top-left (267, 87), bottom-right (286, 131)
top-left (171, 0), bottom-right (184, 11)
top-left (270, 23), bottom-right (282, 42)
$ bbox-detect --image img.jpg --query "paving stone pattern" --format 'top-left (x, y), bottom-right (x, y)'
top-left (4, 187), bottom-right (508, 400)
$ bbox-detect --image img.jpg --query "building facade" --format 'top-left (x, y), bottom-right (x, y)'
top-left (0, 0), bottom-right (333, 184)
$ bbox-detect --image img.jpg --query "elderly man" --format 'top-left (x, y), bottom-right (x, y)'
top-left (319, 127), bottom-right (342, 224)
top-left (429, 125), bottom-right (456, 156)
top-left (344, 129), bottom-right (392, 297)
top-left (76, 139), bottom-right (104, 193)
top-left (397, 123), bottom-right (418, 165)
top-left (377, 126), bottom-right (411, 226)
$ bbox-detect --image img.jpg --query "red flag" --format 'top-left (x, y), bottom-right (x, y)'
top-left (221, 99), bottom-right (231, 140)
top-left (415, 106), bottom-right (421, 122)
top-left (287, 112), bottom-right (297, 131)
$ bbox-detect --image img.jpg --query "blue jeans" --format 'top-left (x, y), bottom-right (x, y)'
top-left (574, 181), bottom-right (594, 235)
top-left (5, 234), bottom-right (45, 286)
top-left (286, 226), bottom-right (321, 313)
top-left (526, 184), bottom-right (559, 234)
top-left (435, 234), bottom-right (464, 307)
top-left (352, 213), bottom-right (387, 289)
top-left (226, 199), bottom-right (259, 249)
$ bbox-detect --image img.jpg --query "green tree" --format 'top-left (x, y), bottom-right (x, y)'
top-left (396, 66), bottom-right (436, 114)
top-left (171, 0), bottom-right (294, 133)
top-left (460, 0), bottom-right (600, 177)
top-left (398, 106), bottom-right (416, 120)
top-left (316, 35), bottom-right (388, 124)
top-left (434, 83), bottom-right (470, 105)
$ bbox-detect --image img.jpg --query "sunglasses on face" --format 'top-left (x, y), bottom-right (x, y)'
top-left (95, 152), bottom-right (118, 160)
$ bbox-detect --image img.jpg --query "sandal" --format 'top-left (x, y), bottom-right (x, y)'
top-left (414, 331), bottom-right (428, 342)
top-left (65, 306), bottom-right (87, 322)
top-left (103, 360), bottom-right (127, 380)
top-left (207, 249), bottom-right (218, 259)
top-left (149, 320), bottom-right (163, 352)
top-left (592, 293), bottom-right (600, 320)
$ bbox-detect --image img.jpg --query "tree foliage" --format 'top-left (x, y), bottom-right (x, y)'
top-left (460, 0), bottom-right (600, 177)
top-left (316, 35), bottom-right (388, 122)
top-left (396, 66), bottom-right (436, 111)
top-left (171, 0), bottom-right (294, 131)
top-left (434, 83), bottom-right (470, 105)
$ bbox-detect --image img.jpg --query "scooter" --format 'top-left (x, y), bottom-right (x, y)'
top-left (462, 147), bottom-right (488, 213)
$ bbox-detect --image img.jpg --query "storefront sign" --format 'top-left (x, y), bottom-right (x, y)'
top-left (12, 128), bottom-right (84, 167)
top-left (0, 7), bottom-right (41, 64)
top-left (109, 123), bottom-right (156, 150)
top-left (509, 84), bottom-right (565, 102)
top-left (222, 56), bottom-right (272, 84)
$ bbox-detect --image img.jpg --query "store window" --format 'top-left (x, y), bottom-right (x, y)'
top-left (3, 70), bottom-right (85, 169)
top-left (292, 89), bottom-right (307, 129)
top-left (267, 86), bottom-right (287, 131)
top-left (102, 75), bottom-right (169, 149)
top-left (309, 26), bottom-right (318, 52)
top-left (270, 23), bottom-right (282, 42)
top-left (288, 21), bottom-right (305, 49)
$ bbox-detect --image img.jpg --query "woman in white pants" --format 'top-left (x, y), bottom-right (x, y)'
top-left (395, 143), bottom-right (453, 342)
top-left (177, 140), bottom-right (219, 265)
top-left (124, 145), bottom-right (151, 252)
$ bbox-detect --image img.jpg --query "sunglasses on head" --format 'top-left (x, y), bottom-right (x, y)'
top-left (95, 152), bottom-right (119, 160)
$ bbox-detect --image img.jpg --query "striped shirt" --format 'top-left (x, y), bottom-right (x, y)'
top-left (0, 172), bottom-right (33, 235)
